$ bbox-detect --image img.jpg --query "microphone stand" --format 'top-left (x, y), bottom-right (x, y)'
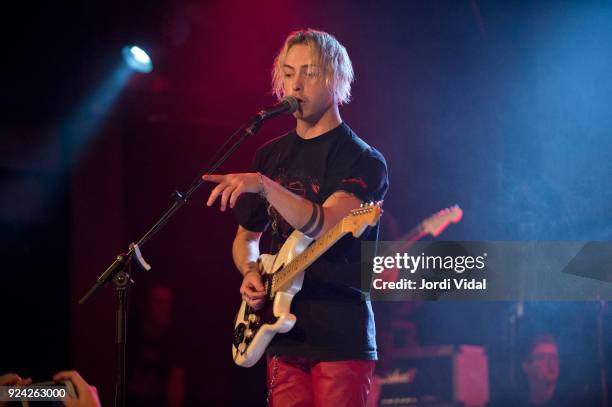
top-left (596, 299), bottom-right (608, 407)
top-left (78, 117), bottom-right (264, 407)
top-left (508, 300), bottom-right (523, 389)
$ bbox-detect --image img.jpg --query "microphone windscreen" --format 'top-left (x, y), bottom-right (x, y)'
top-left (282, 96), bottom-right (299, 113)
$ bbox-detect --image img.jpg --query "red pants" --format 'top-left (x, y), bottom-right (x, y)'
top-left (266, 355), bottom-right (375, 407)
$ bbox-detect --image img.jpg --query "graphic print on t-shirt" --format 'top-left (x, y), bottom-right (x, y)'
top-left (266, 167), bottom-right (321, 250)
top-left (341, 177), bottom-right (368, 190)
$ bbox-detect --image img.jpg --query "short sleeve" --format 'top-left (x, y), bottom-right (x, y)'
top-left (232, 150), bottom-right (270, 232)
top-left (325, 149), bottom-right (389, 204)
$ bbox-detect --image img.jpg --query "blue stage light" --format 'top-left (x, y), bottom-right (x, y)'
top-left (122, 45), bottom-right (153, 73)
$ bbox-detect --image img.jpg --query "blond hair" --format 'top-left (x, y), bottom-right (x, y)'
top-left (271, 29), bottom-right (354, 105)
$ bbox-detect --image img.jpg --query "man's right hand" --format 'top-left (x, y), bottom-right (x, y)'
top-left (240, 263), bottom-right (266, 310)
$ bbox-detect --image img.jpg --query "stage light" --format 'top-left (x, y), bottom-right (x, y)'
top-left (122, 45), bottom-right (153, 73)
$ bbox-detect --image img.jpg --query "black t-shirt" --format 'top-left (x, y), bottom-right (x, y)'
top-left (233, 122), bottom-right (389, 361)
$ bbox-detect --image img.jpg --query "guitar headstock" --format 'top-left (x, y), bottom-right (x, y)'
top-left (421, 205), bottom-right (463, 237)
top-left (342, 201), bottom-right (384, 237)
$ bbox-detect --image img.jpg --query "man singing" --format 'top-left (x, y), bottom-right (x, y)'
top-left (204, 29), bottom-right (389, 406)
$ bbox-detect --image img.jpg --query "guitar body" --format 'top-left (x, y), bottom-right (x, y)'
top-left (231, 202), bottom-right (385, 367)
top-left (232, 230), bottom-right (312, 368)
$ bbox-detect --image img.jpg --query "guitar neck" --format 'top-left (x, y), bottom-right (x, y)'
top-left (384, 223), bottom-right (425, 255)
top-left (271, 221), bottom-right (347, 294)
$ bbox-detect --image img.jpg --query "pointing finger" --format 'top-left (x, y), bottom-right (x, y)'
top-left (202, 174), bottom-right (224, 183)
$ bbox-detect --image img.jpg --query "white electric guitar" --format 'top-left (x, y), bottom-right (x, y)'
top-left (232, 202), bottom-right (384, 367)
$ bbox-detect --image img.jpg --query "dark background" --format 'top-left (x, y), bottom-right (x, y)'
top-left (2, 0), bottom-right (612, 405)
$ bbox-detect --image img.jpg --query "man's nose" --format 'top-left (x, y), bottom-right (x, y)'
top-left (292, 74), bottom-right (304, 92)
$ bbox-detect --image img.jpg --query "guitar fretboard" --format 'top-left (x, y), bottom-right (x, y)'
top-left (271, 221), bottom-right (346, 294)
top-left (384, 223), bottom-right (425, 255)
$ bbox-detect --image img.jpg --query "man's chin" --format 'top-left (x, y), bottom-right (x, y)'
top-left (295, 110), bottom-right (326, 125)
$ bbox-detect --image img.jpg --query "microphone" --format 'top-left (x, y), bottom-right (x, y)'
top-left (254, 96), bottom-right (299, 121)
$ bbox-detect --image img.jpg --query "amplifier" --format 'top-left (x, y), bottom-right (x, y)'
top-left (373, 345), bottom-right (489, 407)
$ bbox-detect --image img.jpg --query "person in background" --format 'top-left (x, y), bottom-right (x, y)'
top-left (520, 334), bottom-right (561, 406)
top-left (126, 283), bottom-right (185, 407)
